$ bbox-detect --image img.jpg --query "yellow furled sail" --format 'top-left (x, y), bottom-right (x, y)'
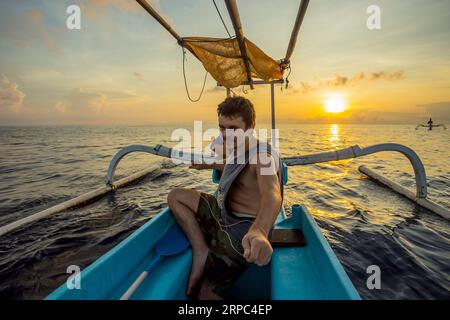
top-left (181, 37), bottom-right (283, 89)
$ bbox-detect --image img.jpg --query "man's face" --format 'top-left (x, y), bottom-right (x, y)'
top-left (218, 115), bottom-right (247, 136)
top-left (218, 115), bottom-right (254, 153)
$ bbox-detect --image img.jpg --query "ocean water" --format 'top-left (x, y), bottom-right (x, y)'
top-left (0, 124), bottom-right (448, 300)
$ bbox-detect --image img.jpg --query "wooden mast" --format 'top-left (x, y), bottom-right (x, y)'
top-left (136, 0), bottom-right (181, 42)
top-left (224, 0), bottom-right (254, 89)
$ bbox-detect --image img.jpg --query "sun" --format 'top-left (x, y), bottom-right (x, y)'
top-left (324, 95), bottom-right (347, 113)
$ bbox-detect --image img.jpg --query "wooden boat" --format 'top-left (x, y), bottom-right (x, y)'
top-left (46, 201), bottom-right (360, 300)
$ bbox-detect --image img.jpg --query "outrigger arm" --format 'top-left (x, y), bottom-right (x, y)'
top-left (0, 142), bottom-right (448, 237)
top-left (103, 143), bottom-right (447, 220)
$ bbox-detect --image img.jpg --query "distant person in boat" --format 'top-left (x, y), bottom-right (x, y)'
top-left (167, 96), bottom-right (283, 300)
top-left (415, 117), bottom-right (447, 130)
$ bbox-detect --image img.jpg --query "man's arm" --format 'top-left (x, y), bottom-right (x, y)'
top-left (242, 155), bottom-right (282, 266)
top-left (189, 139), bottom-right (226, 170)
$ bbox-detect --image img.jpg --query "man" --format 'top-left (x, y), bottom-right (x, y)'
top-left (167, 96), bottom-right (283, 300)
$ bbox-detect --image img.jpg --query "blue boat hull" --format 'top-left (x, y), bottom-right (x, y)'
top-left (46, 204), bottom-right (360, 300)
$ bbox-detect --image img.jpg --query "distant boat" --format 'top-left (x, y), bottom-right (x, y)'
top-left (416, 118), bottom-right (447, 131)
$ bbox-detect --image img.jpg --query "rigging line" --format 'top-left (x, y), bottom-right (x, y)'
top-left (228, 87), bottom-right (237, 96)
top-left (182, 48), bottom-right (208, 103)
top-left (285, 64), bottom-right (292, 89)
top-left (212, 0), bottom-right (232, 38)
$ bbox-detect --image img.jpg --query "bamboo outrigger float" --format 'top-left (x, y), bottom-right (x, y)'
top-left (1, 0), bottom-right (448, 300)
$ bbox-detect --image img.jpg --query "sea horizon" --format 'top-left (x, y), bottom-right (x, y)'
top-left (0, 124), bottom-right (448, 299)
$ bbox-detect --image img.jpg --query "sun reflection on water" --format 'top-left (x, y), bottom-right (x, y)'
top-left (329, 124), bottom-right (340, 148)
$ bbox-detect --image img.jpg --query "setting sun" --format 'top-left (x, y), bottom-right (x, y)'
top-left (324, 95), bottom-right (347, 113)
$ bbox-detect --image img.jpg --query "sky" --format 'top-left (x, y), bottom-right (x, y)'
top-left (0, 0), bottom-right (449, 125)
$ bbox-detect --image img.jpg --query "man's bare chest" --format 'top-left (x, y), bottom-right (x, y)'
top-left (231, 165), bottom-right (258, 191)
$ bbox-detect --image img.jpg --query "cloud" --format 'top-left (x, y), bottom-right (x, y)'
top-left (63, 88), bottom-right (105, 114)
top-left (56, 87), bottom-right (145, 115)
top-left (0, 74), bottom-right (25, 112)
top-left (295, 70), bottom-right (404, 93)
top-left (77, 0), bottom-right (176, 33)
top-left (304, 108), bottom-right (426, 124)
top-left (50, 88), bottom-right (105, 119)
top-left (28, 10), bottom-right (63, 56)
top-left (417, 101), bottom-right (450, 123)
top-left (78, 0), bottom-right (140, 19)
top-left (89, 93), bottom-right (109, 112)
top-left (133, 72), bottom-right (144, 81)
top-left (79, 0), bottom-right (162, 19)
top-left (343, 110), bottom-right (422, 124)
top-left (1, 10), bottom-right (63, 55)
top-left (90, 0), bottom-right (150, 12)
top-left (54, 101), bottom-right (68, 114)
top-left (30, 10), bottom-right (43, 23)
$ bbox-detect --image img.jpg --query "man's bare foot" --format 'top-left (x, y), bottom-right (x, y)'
top-left (187, 247), bottom-right (209, 297)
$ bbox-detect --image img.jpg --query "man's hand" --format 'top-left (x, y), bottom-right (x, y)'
top-left (242, 227), bottom-right (273, 266)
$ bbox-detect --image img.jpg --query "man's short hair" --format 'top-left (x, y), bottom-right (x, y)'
top-left (217, 96), bottom-right (256, 129)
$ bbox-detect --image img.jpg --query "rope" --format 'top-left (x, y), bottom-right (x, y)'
top-left (177, 0), bottom-right (237, 101)
top-left (212, 0), bottom-right (232, 38)
top-left (182, 48), bottom-right (208, 102)
top-left (285, 64), bottom-right (292, 89)
top-left (229, 87), bottom-right (238, 96)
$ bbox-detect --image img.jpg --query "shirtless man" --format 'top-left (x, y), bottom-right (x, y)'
top-left (167, 96), bottom-right (282, 300)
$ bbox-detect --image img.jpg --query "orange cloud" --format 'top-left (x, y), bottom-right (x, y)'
top-left (79, 0), bottom-right (159, 18)
top-left (28, 10), bottom-right (63, 55)
top-left (0, 74), bottom-right (25, 112)
top-left (296, 70), bottom-right (405, 93)
top-left (30, 10), bottom-right (43, 23)
top-left (133, 72), bottom-right (144, 81)
top-left (1, 10), bottom-right (63, 55)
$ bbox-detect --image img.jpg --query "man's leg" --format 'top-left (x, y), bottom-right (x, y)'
top-left (195, 220), bottom-right (251, 300)
top-left (167, 188), bottom-right (209, 296)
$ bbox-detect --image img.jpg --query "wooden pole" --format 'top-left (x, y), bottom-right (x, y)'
top-left (359, 165), bottom-right (449, 221)
top-left (136, 0), bottom-right (182, 42)
top-left (224, 0), bottom-right (254, 89)
top-left (0, 164), bottom-right (160, 237)
top-left (284, 0), bottom-right (310, 65)
top-left (271, 82), bottom-right (276, 130)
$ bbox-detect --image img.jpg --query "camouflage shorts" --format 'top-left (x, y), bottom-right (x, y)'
top-left (195, 192), bottom-right (251, 298)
